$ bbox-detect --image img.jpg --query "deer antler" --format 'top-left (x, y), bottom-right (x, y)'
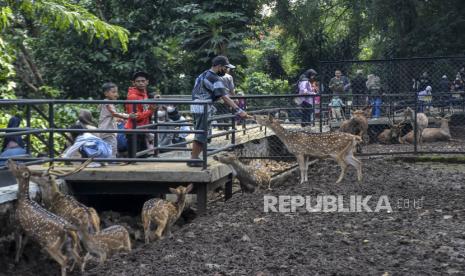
top-left (48, 158), bottom-right (94, 178)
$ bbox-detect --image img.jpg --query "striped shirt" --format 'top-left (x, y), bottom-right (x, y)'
top-left (190, 70), bottom-right (228, 114)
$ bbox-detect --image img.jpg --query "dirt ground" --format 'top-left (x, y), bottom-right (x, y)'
top-left (1, 145), bottom-right (465, 276)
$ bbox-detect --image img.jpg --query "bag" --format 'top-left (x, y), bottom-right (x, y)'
top-left (79, 138), bottom-right (112, 158)
top-left (116, 121), bottom-right (128, 152)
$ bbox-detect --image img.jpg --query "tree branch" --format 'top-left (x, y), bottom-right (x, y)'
top-left (18, 42), bottom-right (44, 86)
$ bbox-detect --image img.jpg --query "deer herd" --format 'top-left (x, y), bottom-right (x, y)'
top-left (4, 105), bottom-right (456, 275)
top-left (6, 158), bottom-right (194, 276)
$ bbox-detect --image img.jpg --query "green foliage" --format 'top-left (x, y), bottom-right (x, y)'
top-left (0, 37), bottom-right (16, 99)
top-left (5, 0), bottom-right (129, 50)
top-left (239, 71), bottom-right (290, 95)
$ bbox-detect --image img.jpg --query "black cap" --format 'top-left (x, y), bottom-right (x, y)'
top-left (212, 55), bottom-right (235, 69)
top-left (131, 71), bottom-right (150, 81)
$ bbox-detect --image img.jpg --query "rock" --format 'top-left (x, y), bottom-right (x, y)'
top-left (185, 231), bottom-right (196, 238)
top-left (205, 263), bottom-right (221, 269)
top-left (253, 217), bottom-right (267, 224)
top-left (241, 234), bottom-right (251, 242)
top-left (443, 215), bottom-right (453, 220)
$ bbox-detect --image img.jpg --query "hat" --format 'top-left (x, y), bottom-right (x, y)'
top-left (426, 86), bottom-right (432, 91)
top-left (356, 69), bottom-right (363, 75)
top-left (442, 75), bottom-right (447, 79)
top-left (212, 56), bottom-right (235, 69)
top-left (131, 71), bottom-right (150, 81)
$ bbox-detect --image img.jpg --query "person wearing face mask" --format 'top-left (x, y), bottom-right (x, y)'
top-left (155, 106), bottom-right (173, 151)
top-left (167, 105), bottom-right (190, 145)
top-left (189, 55), bottom-right (249, 167)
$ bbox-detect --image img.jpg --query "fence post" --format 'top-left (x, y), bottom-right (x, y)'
top-left (319, 94), bottom-right (323, 133)
top-left (414, 94), bottom-right (418, 154)
top-left (153, 107), bottom-right (159, 157)
top-left (48, 102), bottom-right (54, 160)
top-left (130, 103), bottom-right (137, 159)
top-left (26, 104), bottom-right (31, 155)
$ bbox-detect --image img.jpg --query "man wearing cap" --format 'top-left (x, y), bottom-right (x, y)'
top-left (125, 71), bottom-right (156, 158)
top-left (188, 55), bottom-right (248, 167)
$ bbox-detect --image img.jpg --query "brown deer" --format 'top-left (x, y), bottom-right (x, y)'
top-left (213, 152), bottom-right (271, 192)
top-left (339, 107), bottom-right (371, 152)
top-left (377, 120), bottom-right (405, 144)
top-left (79, 224), bottom-right (131, 272)
top-left (400, 113), bottom-right (451, 144)
top-left (142, 184), bottom-right (193, 244)
top-left (6, 160), bottom-right (82, 276)
top-left (402, 107), bottom-right (429, 144)
top-left (254, 115), bottom-right (363, 184)
top-left (31, 159), bottom-right (100, 235)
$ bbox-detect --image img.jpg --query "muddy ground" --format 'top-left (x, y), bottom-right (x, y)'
top-left (1, 144), bottom-right (465, 275)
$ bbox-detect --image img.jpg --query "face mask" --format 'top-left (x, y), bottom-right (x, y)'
top-left (157, 110), bottom-right (166, 117)
top-left (217, 68), bottom-right (226, 77)
top-left (167, 106), bottom-right (175, 113)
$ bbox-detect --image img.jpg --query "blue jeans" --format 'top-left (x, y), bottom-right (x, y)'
top-left (371, 97), bottom-right (382, 118)
top-left (0, 147), bottom-right (27, 166)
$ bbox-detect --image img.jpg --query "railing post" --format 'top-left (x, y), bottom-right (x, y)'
top-left (130, 103), bottom-right (137, 159)
top-left (153, 107), bottom-right (159, 157)
top-left (202, 103), bottom-right (208, 169)
top-left (319, 94), bottom-right (323, 133)
top-left (26, 104), bottom-right (31, 155)
top-left (48, 102), bottom-right (54, 160)
top-left (231, 109), bottom-right (236, 146)
top-left (414, 94), bottom-right (418, 154)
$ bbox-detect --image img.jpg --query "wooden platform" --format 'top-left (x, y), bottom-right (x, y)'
top-left (28, 158), bottom-right (233, 214)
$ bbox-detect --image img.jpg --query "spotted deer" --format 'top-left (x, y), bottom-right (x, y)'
top-left (142, 184), bottom-right (193, 244)
top-left (79, 224), bottom-right (131, 272)
top-left (213, 152), bottom-right (271, 192)
top-left (31, 159), bottom-right (100, 234)
top-left (6, 160), bottom-right (82, 276)
top-left (254, 115), bottom-right (363, 184)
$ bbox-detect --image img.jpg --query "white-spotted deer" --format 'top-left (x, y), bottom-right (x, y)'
top-left (254, 115), bottom-right (363, 184)
top-left (6, 160), bottom-right (82, 276)
top-left (79, 224), bottom-right (131, 272)
top-left (213, 152), bottom-right (271, 192)
top-left (31, 159), bottom-right (100, 235)
top-left (142, 184), bottom-right (193, 244)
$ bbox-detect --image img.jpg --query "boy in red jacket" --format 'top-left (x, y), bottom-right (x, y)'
top-left (125, 71), bottom-right (156, 157)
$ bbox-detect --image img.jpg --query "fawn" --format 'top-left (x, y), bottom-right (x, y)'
top-left (142, 184), bottom-right (193, 244)
top-left (31, 159), bottom-right (100, 234)
top-left (213, 152), bottom-right (271, 192)
top-left (254, 114), bottom-right (363, 184)
top-left (7, 160), bottom-right (82, 276)
top-left (79, 224), bottom-right (131, 272)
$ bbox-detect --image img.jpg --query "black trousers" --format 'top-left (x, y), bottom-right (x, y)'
top-left (126, 134), bottom-right (147, 158)
top-left (301, 102), bottom-right (313, 127)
